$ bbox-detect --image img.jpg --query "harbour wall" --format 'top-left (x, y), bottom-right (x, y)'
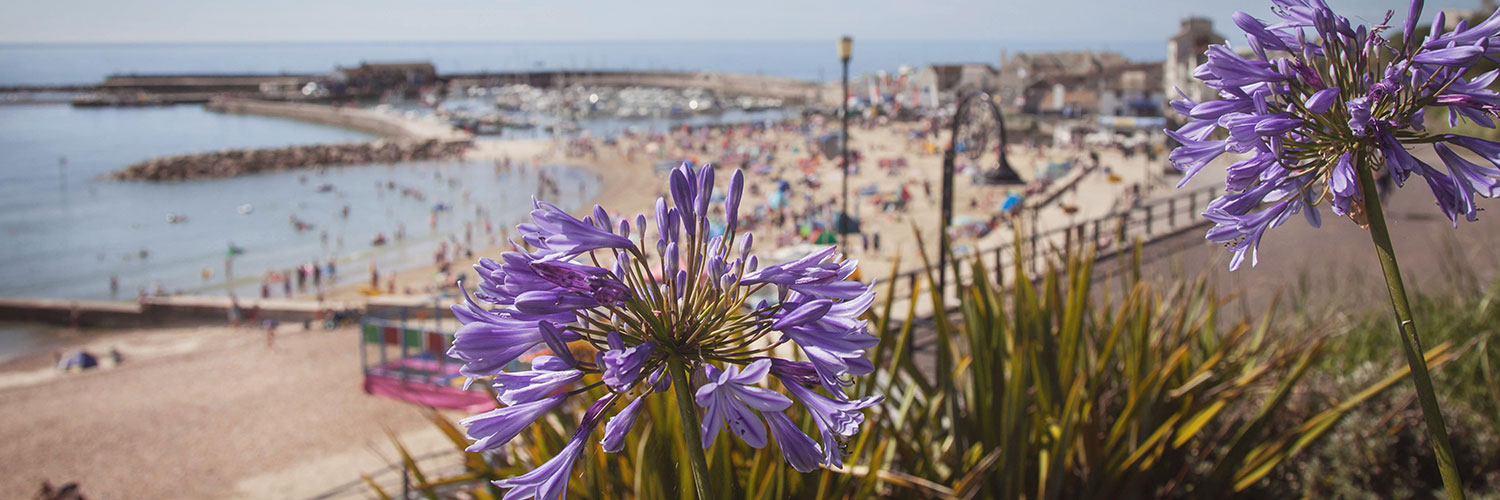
top-left (205, 97), bottom-right (469, 142)
top-left (110, 97), bottom-right (472, 181)
top-left (445, 70), bottom-right (824, 103)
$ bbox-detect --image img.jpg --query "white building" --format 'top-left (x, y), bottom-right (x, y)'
top-left (1098, 63), bottom-right (1166, 118)
top-left (1164, 17), bottom-right (1225, 112)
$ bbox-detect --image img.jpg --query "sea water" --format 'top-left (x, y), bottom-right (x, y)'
top-left (0, 103), bottom-right (599, 300)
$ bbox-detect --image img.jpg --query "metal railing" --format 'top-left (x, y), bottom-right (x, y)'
top-left (888, 184), bottom-right (1220, 302)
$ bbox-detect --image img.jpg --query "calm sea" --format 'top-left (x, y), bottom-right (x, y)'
top-left (0, 40), bottom-right (1165, 86)
top-left (0, 103), bottom-right (601, 301)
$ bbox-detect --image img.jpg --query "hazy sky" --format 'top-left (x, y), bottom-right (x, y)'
top-left (0, 0), bottom-right (1487, 44)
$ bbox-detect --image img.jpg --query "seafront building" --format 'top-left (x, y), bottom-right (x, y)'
top-left (1164, 17), bottom-right (1225, 117)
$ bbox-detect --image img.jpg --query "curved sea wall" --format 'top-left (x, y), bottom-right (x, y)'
top-left (112, 97), bottom-right (472, 181)
top-left (204, 97), bottom-right (470, 141)
top-left (111, 139), bottom-right (469, 181)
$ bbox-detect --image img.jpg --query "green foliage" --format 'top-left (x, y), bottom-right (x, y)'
top-left (375, 240), bottom-right (1462, 499)
top-left (1328, 277), bottom-right (1500, 421)
top-left (1275, 277), bottom-right (1500, 498)
top-left (886, 236), bottom-right (1458, 499)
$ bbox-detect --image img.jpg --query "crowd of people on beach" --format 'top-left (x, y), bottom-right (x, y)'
top-left (107, 103), bottom-right (1163, 309)
top-left (558, 112), bottom-right (1148, 265)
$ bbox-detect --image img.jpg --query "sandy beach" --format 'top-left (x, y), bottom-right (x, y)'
top-left (322, 117), bottom-right (1158, 302)
top-left (0, 113), bottom-right (1160, 498)
top-left (0, 321), bottom-right (474, 499)
top-left (4, 116), bottom-right (1497, 498)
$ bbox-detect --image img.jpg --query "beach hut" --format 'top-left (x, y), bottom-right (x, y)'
top-left (358, 312), bottom-right (494, 412)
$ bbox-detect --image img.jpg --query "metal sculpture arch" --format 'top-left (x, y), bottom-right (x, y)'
top-left (938, 91), bottom-right (1025, 295)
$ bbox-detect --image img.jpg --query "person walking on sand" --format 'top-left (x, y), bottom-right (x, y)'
top-left (263, 318), bottom-right (279, 349)
top-left (227, 294), bottom-right (242, 328)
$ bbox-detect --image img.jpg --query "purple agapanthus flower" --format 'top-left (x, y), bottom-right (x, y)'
top-left (695, 359), bottom-right (792, 449)
top-left (1169, 0), bottom-right (1500, 269)
top-left (449, 161), bottom-right (881, 498)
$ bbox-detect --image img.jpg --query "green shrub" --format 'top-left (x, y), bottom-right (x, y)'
top-left (376, 241), bottom-right (1461, 499)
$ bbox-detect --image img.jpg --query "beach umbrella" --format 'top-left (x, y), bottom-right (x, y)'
top-left (1002, 193), bottom-right (1025, 211)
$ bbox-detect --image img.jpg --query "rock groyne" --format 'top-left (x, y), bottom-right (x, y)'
top-left (112, 139), bottom-right (469, 181)
top-left (111, 97), bottom-right (472, 181)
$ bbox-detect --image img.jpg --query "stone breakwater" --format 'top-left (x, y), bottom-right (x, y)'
top-left (111, 139), bottom-right (469, 181)
top-left (110, 97), bottom-right (473, 181)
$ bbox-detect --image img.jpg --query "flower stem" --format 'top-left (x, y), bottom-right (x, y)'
top-left (1356, 157), bottom-right (1467, 500)
top-left (666, 355), bottom-right (712, 500)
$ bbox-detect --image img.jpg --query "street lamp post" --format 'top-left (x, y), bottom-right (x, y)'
top-left (838, 36), bottom-right (852, 247)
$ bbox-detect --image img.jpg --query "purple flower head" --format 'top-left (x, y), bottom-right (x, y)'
top-left (537, 321), bottom-right (579, 367)
top-left (1171, 0), bottom-right (1500, 263)
top-left (1235, 11), bottom-right (1300, 53)
top-left (492, 355), bottom-right (583, 406)
top-left (1200, 44), bottom-right (1288, 88)
top-left (781, 380), bottom-right (883, 469)
top-left (1424, 7), bottom-right (1500, 49)
top-left (461, 394), bottom-right (568, 452)
top-left (742, 246), bottom-right (866, 299)
top-left (695, 360), bottom-right (793, 449)
top-left (1346, 97), bottom-right (1373, 136)
top-left (598, 331), bottom-right (656, 391)
top-left (1204, 200), bottom-right (1297, 270)
top-left (694, 163), bottom-right (714, 225)
top-left (1189, 96), bottom-right (1254, 120)
top-left (1305, 87), bottom-right (1340, 114)
top-left (452, 161), bottom-right (880, 494)
top-left (1288, 58), bottom-right (1326, 89)
top-left (600, 394), bottom-right (646, 453)
top-left (653, 197), bottom-right (671, 247)
top-left (765, 358), bottom-right (822, 388)
top-left (1328, 152), bottom-right (1359, 216)
top-left (531, 260), bottom-right (630, 303)
top-left (1434, 142), bottom-right (1500, 220)
top-left (514, 289), bottom-right (601, 316)
top-left (494, 394), bottom-right (614, 500)
top-left (1164, 129), bottom-right (1229, 188)
top-left (523, 200), bottom-right (634, 257)
top-left (764, 411), bottom-right (823, 473)
top-left (670, 166), bottom-right (697, 236)
top-left (450, 297), bottom-right (572, 382)
top-left (1413, 46), bottom-right (1485, 67)
top-left (1402, 0), bottom-right (1423, 47)
top-left (772, 290), bottom-right (878, 394)
top-left (725, 169), bottom-right (744, 233)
